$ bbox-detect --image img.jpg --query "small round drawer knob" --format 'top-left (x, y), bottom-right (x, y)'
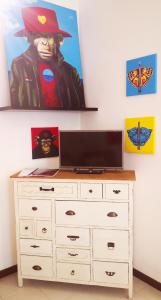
top-left (32, 207), bottom-right (38, 211)
top-left (89, 189), bottom-right (93, 193)
top-left (71, 270), bottom-right (75, 275)
top-left (42, 228), bottom-right (47, 233)
top-left (25, 226), bottom-right (28, 230)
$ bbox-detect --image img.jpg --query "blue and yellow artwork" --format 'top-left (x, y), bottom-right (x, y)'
top-left (125, 116), bottom-right (156, 154)
top-left (126, 54), bottom-right (157, 96)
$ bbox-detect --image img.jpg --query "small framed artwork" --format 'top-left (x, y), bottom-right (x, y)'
top-left (125, 116), bottom-right (156, 154)
top-left (31, 127), bottom-right (59, 159)
top-left (126, 54), bottom-right (157, 96)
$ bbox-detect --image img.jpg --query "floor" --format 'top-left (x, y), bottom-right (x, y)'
top-left (0, 273), bottom-right (160, 300)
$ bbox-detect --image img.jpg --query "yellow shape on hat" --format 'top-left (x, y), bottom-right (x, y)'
top-left (37, 15), bottom-right (47, 25)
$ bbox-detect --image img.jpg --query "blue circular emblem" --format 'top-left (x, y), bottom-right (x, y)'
top-left (42, 69), bottom-right (54, 81)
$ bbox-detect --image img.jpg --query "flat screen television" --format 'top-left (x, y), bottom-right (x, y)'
top-left (59, 130), bottom-right (123, 173)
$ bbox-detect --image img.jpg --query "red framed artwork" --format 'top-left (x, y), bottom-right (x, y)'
top-left (31, 127), bottom-right (59, 159)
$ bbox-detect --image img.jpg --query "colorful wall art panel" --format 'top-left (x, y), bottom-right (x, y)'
top-left (125, 116), bottom-right (156, 154)
top-left (3, 0), bottom-right (85, 109)
top-left (31, 127), bottom-right (59, 159)
top-left (126, 54), bottom-right (157, 96)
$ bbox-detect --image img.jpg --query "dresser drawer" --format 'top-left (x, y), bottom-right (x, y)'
top-left (92, 202), bottom-right (129, 228)
top-left (20, 239), bottom-right (52, 256)
top-left (19, 220), bottom-right (52, 239)
top-left (56, 227), bottom-right (90, 247)
top-left (36, 220), bottom-right (52, 239)
top-left (17, 182), bottom-right (77, 199)
top-left (56, 201), bottom-right (128, 228)
top-left (105, 184), bottom-right (129, 200)
top-left (19, 199), bottom-right (51, 219)
top-left (57, 262), bottom-right (90, 281)
top-left (80, 183), bottom-right (103, 199)
top-left (19, 219), bottom-right (34, 237)
top-left (21, 255), bottom-right (53, 277)
top-left (56, 248), bottom-right (90, 263)
top-left (93, 229), bottom-right (129, 260)
top-left (56, 201), bottom-right (90, 225)
top-left (93, 261), bottom-right (128, 285)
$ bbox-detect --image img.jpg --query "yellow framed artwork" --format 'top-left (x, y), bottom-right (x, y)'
top-left (125, 116), bottom-right (156, 154)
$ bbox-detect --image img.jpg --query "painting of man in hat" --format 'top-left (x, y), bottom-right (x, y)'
top-left (5, 1), bottom-right (85, 109)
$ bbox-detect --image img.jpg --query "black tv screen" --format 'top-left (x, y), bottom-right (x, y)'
top-left (59, 130), bottom-right (123, 170)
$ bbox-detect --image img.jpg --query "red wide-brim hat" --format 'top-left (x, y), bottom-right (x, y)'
top-left (15, 6), bottom-right (71, 38)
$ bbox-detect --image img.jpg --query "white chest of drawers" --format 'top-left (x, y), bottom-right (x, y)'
top-left (11, 170), bottom-right (135, 299)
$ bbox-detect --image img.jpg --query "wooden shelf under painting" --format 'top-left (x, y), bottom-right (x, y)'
top-left (0, 106), bottom-right (98, 112)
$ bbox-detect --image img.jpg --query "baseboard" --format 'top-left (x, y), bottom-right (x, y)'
top-left (0, 265), bottom-right (17, 278)
top-left (134, 268), bottom-right (161, 291)
top-left (0, 265), bottom-right (160, 292)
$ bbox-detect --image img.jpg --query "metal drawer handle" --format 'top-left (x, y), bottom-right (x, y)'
top-left (30, 245), bottom-right (40, 248)
top-left (71, 270), bottom-right (75, 275)
top-left (39, 187), bottom-right (54, 192)
top-left (32, 265), bottom-right (42, 271)
top-left (107, 242), bottom-right (115, 249)
top-left (105, 271), bottom-right (115, 276)
top-left (67, 235), bottom-right (80, 241)
top-left (42, 228), bottom-right (47, 233)
top-left (32, 206), bottom-right (38, 211)
top-left (25, 226), bottom-right (28, 230)
top-left (89, 189), bottom-right (93, 193)
top-left (113, 189), bottom-right (121, 194)
top-left (68, 253), bottom-right (78, 257)
top-left (65, 210), bottom-right (75, 216)
top-left (107, 211), bottom-right (118, 217)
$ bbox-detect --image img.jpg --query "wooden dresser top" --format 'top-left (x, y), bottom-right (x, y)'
top-left (11, 169), bottom-right (136, 181)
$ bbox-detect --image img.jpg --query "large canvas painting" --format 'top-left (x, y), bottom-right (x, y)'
top-left (126, 54), bottom-right (157, 96)
top-left (125, 116), bottom-right (156, 154)
top-left (3, 0), bottom-right (85, 109)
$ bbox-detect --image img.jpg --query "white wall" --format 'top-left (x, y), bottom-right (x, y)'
top-left (78, 0), bottom-right (161, 282)
top-left (44, 0), bottom-right (78, 9)
top-left (0, 0), bottom-right (79, 270)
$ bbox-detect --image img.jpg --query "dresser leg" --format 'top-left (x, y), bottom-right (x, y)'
top-left (128, 286), bottom-right (133, 299)
top-left (128, 261), bottom-right (133, 299)
top-left (18, 276), bottom-right (23, 287)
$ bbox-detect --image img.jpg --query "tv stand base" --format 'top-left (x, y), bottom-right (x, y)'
top-left (74, 168), bottom-right (105, 174)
